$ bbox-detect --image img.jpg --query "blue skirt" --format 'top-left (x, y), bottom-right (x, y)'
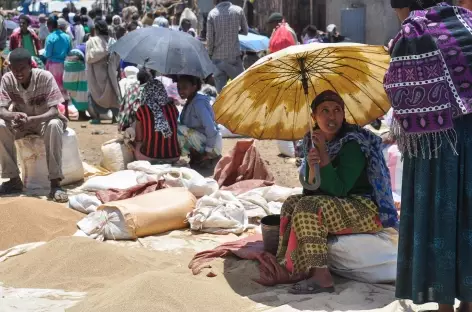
top-left (396, 114), bottom-right (472, 304)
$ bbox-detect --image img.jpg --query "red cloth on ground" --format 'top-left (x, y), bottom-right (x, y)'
top-left (213, 140), bottom-right (275, 188)
top-left (188, 234), bottom-right (303, 286)
top-left (96, 180), bottom-right (166, 203)
top-left (220, 179), bottom-right (275, 195)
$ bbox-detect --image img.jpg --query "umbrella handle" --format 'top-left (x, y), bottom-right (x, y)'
top-left (299, 161), bottom-right (321, 191)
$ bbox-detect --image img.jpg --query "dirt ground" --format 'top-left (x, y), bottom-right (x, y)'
top-left (69, 120), bottom-right (300, 188)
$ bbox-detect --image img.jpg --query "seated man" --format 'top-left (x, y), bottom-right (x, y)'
top-left (0, 48), bottom-right (68, 202)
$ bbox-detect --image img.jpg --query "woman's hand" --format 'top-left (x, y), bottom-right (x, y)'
top-left (307, 148), bottom-right (321, 169)
top-left (311, 130), bottom-right (330, 166)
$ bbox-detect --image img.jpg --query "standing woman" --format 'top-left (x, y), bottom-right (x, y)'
top-left (386, 1), bottom-right (472, 311)
top-left (86, 20), bottom-right (120, 124)
top-left (72, 15), bottom-right (85, 48)
top-left (63, 43), bottom-right (88, 118)
top-left (44, 16), bottom-right (71, 109)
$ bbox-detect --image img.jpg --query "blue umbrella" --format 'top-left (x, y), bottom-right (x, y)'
top-left (239, 33), bottom-right (270, 52)
top-left (110, 27), bottom-right (216, 79)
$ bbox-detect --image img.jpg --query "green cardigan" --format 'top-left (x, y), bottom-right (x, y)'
top-left (308, 141), bottom-right (372, 197)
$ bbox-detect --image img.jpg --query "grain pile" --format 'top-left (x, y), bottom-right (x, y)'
top-left (68, 271), bottom-right (256, 312)
top-left (0, 237), bottom-right (165, 291)
top-left (0, 236), bottom-right (259, 312)
top-left (0, 197), bottom-right (83, 251)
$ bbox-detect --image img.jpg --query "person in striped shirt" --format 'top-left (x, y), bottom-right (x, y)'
top-left (133, 70), bottom-right (180, 163)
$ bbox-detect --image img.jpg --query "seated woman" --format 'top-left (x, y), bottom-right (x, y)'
top-left (277, 90), bottom-right (397, 294)
top-left (119, 69), bottom-right (180, 164)
top-left (177, 75), bottom-right (222, 168)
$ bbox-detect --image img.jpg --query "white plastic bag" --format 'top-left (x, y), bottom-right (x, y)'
top-left (16, 128), bottom-right (84, 189)
top-left (277, 140), bottom-right (296, 158)
top-left (100, 139), bottom-right (135, 172)
top-left (159, 167), bottom-right (218, 197)
top-left (68, 105), bottom-right (79, 121)
top-left (327, 230), bottom-right (398, 283)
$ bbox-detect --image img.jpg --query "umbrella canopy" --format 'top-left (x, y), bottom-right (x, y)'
top-left (213, 42), bottom-right (391, 141)
top-left (239, 33), bottom-right (270, 52)
top-left (110, 27), bottom-right (216, 79)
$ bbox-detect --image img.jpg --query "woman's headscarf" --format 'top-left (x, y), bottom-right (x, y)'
top-left (311, 90), bottom-right (344, 112)
top-left (141, 79), bottom-right (173, 137)
top-left (112, 15), bottom-right (122, 25)
top-left (300, 91), bottom-right (398, 228)
top-left (153, 16), bottom-right (169, 28)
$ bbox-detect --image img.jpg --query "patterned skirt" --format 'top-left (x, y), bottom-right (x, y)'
top-left (177, 125), bottom-right (222, 156)
top-left (46, 61), bottom-right (69, 101)
top-left (276, 194), bottom-right (382, 274)
top-left (63, 60), bottom-right (88, 111)
top-left (396, 114), bottom-right (472, 305)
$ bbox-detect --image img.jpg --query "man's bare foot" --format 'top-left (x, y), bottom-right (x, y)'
top-left (49, 178), bottom-right (68, 203)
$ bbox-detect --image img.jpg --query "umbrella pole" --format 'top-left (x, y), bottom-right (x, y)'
top-left (298, 58), bottom-right (321, 191)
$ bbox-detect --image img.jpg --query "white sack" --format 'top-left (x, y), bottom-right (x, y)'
top-left (158, 167), bottom-right (218, 197)
top-left (76, 209), bottom-right (131, 241)
top-left (237, 192), bottom-right (270, 219)
top-left (100, 139), bottom-right (135, 172)
top-left (239, 185), bottom-right (302, 203)
top-left (187, 191), bottom-right (253, 234)
top-left (328, 230), bottom-right (398, 283)
top-left (127, 161), bottom-right (171, 175)
top-left (16, 128), bottom-right (84, 189)
top-left (82, 170), bottom-right (156, 191)
top-left (277, 140), bottom-right (296, 158)
top-left (68, 194), bottom-right (101, 214)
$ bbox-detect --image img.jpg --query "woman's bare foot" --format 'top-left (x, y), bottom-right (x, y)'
top-left (289, 268), bottom-right (335, 294)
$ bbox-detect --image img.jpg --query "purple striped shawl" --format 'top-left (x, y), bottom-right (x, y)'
top-left (384, 3), bottom-right (472, 158)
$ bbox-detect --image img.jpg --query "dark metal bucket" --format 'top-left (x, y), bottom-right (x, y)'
top-left (261, 214), bottom-right (280, 255)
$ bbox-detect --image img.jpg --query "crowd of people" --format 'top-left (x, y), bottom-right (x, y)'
top-left (2, 0), bottom-right (472, 311)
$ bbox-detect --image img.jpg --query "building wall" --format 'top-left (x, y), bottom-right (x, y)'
top-left (326, 0), bottom-right (400, 45)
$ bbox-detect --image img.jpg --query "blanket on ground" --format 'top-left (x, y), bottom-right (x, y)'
top-left (213, 140), bottom-right (274, 188)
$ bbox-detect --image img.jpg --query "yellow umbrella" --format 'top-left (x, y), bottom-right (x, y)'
top-left (213, 42), bottom-right (391, 141)
top-left (213, 42), bottom-right (391, 190)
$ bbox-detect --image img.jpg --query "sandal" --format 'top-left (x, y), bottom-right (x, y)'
top-left (49, 187), bottom-right (69, 203)
top-left (0, 179), bottom-right (23, 195)
top-left (89, 119), bottom-right (101, 125)
top-left (288, 279), bottom-right (335, 295)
